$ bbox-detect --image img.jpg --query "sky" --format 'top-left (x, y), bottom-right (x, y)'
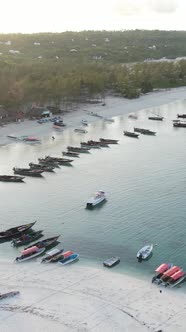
top-left (0, 0), bottom-right (186, 33)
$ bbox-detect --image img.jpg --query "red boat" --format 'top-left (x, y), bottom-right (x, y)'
top-left (166, 270), bottom-right (186, 288)
top-left (152, 263), bottom-right (173, 283)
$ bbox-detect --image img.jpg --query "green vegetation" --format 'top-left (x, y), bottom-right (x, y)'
top-left (1, 30), bottom-right (186, 115)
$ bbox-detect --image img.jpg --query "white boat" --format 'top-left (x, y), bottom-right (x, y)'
top-left (81, 120), bottom-right (88, 126)
top-left (86, 190), bottom-right (106, 208)
top-left (74, 128), bottom-right (87, 133)
top-left (136, 244), bottom-right (153, 261)
top-left (103, 256), bottom-right (120, 268)
top-left (15, 246), bottom-right (45, 262)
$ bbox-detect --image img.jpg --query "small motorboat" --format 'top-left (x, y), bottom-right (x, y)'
top-left (58, 253), bottom-right (79, 265)
top-left (103, 117), bottom-right (115, 123)
top-left (81, 120), bottom-right (88, 126)
top-left (29, 163), bottom-right (55, 172)
top-left (62, 151), bottom-right (79, 157)
top-left (103, 256), bottom-right (120, 268)
top-left (152, 263), bottom-right (173, 284)
top-left (15, 246), bottom-right (45, 262)
top-left (166, 270), bottom-right (186, 288)
top-left (158, 266), bottom-right (181, 285)
top-left (21, 136), bottom-right (41, 143)
top-left (67, 146), bottom-right (90, 153)
top-left (173, 121), bottom-right (186, 128)
top-left (124, 131), bottom-right (139, 138)
top-left (177, 114), bottom-right (186, 118)
top-left (0, 221), bottom-right (36, 240)
top-left (41, 248), bottom-right (64, 263)
top-left (11, 230), bottom-right (43, 247)
top-left (0, 291), bottom-right (20, 300)
top-left (13, 168), bottom-right (44, 177)
top-left (136, 244), bottom-right (153, 262)
top-left (74, 128), bottom-right (87, 133)
top-left (86, 190), bottom-right (106, 208)
top-left (43, 156), bottom-right (73, 165)
top-left (99, 138), bottom-right (119, 144)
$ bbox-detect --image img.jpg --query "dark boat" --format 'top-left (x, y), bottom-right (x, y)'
top-left (81, 142), bottom-right (101, 149)
top-left (29, 163), bottom-right (55, 172)
top-left (87, 140), bottom-right (109, 147)
top-left (177, 114), bottom-right (186, 118)
top-left (0, 175), bottom-right (25, 182)
top-left (99, 138), bottom-right (119, 144)
top-left (24, 235), bottom-right (60, 250)
top-left (43, 156), bottom-right (73, 164)
top-left (124, 131), bottom-right (139, 138)
top-left (38, 158), bottom-right (60, 168)
top-left (103, 256), bottom-right (120, 268)
top-left (0, 221), bottom-right (36, 240)
top-left (173, 121), bottom-right (186, 128)
top-left (134, 128), bottom-right (156, 135)
top-left (148, 116), bottom-right (164, 121)
top-left (62, 151), bottom-right (79, 157)
top-left (67, 146), bottom-right (90, 153)
top-left (0, 291), bottom-right (20, 300)
top-left (13, 167), bottom-right (44, 177)
top-left (11, 230), bottom-right (43, 247)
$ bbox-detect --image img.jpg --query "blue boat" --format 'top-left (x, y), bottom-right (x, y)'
top-left (58, 253), bottom-right (79, 265)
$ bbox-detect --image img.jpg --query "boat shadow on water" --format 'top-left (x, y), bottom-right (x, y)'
top-left (138, 252), bottom-right (153, 263)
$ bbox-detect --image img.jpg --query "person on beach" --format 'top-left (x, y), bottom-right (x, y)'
top-left (52, 136), bottom-right (55, 140)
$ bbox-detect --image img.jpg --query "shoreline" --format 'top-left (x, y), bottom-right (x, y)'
top-left (1, 86), bottom-right (186, 331)
top-left (0, 86), bottom-right (186, 147)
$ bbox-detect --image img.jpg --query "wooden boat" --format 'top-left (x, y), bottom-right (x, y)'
top-left (134, 128), bottom-right (156, 135)
top-left (148, 116), bottom-right (164, 121)
top-left (87, 140), bottom-right (108, 147)
top-left (173, 121), bottom-right (186, 128)
top-left (177, 114), bottom-right (186, 118)
top-left (152, 263), bottom-right (173, 284)
top-left (25, 235), bottom-right (60, 250)
top-left (136, 244), bottom-right (153, 262)
top-left (0, 291), bottom-right (20, 300)
top-left (128, 114), bottom-right (138, 119)
top-left (15, 246), bottom-right (45, 262)
top-left (99, 138), bottom-right (119, 144)
top-left (81, 142), bottom-right (101, 149)
top-left (58, 253), bottom-right (79, 265)
top-left (43, 156), bottom-right (73, 164)
top-left (103, 256), bottom-right (120, 268)
top-left (21, 136), bottom-right (41, 143)
top-left (67, 146), bottom-right (90, 153)
top-left (103, 117), bottom-right (115, 123)
top-left (87, 190), bottom-right (106, 208)
top-left (166, 270), bottom-right (186, 288)
top-left (49, 250), bottom-right (74, 263)
top-left (13, 167), bottom-right (44, 177)
top-left (41, 248), bottom-right (64, 263)
top-left (74, 128), bottom-right (87, 133)
top-left (11, 230), bottom-right (43, 247)
top-left (124, 131), bottom-right (139, 138)
top-left (81, 120), bottom-right (88, 126)
top-left (38, 159), bottom-right (60, 168)
top-left (0, 221), bottom-right (36, 240)
top-left (0, 175), bottom-right (25, 182)
top-left (62, 151), bottom-right (79, 157)
top-left (158, 266), bottom-right (180, 285)
top-left (29, 163), bottom-right (55, 172)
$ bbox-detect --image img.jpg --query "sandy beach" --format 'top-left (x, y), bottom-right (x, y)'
top-left (1, 87), bottom-right (186, 332)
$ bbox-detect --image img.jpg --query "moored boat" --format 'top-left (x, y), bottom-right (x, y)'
top-left (48, 250), bottom-right (74, 263)
top-left (148, 116), bottom-right (164, 121)
top-left (15, 245), bottom-right (45, 262)
top-left (11, 230), bottom-right (43, 247)
top-left (24, 235), bottom-right (60, 250)
top-left (81, 120), bottom-right (88, 126)
top-left (103, 117), bottom-right (115, 123)
top-left (173, 121), bottom-right (186, 128)
top-left (74, 128), bottom-right (87, 133)
top-left (134, 128), bottom-right (156, 135)
top-left (13, 167), bottom-right (44, 177)
top-left (177, 113), bottom-right (186, 118)
top-left (81, 142), bottom-right (101, 149)
top-left (0, 291), bottom-right (20, 300)
top-left (21, 136), bottom-right (41, 143)
top-left (166, 270), bottom-right (186, 288)
top-left (0, 175), bottom-right (25, 182)
top-left (99, 138), bottom-right (119, 144)
top-left (43, 156), bottom-right (73, 165)
top-left (67, 146), bottom-right (90, 153)
top-left (58, 253), bottom-right (79, 265)
top-left (62, 151), bottom-right (79, 157)
top-left (29, 163), bottom-right (55, 172)
top-left (136, 244), bottom-right (153, 262)
top-left (38, 158), bottom-right (60, 168)
top-left (128, 114), bottom-right (138, 119)
top-left (158, 265), bottom-right (181, 285)
top-left (0, 221), bottom-right (36, 240)
top-left (124, 131), bottom-right (139, 138)
top-left (41, 248), bottom-right (64, 263)
top-left (152, 263), bottom-right (173, 284)
top-left (103, 256), bottom-right (120, 268)
top-left (86, 190), bottom-right (106, 208)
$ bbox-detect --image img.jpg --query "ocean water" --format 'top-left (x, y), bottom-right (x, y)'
top-left (0, 99), bottom-right (186, 280)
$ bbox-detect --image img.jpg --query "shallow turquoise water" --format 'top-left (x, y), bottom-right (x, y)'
top-left (0, 99), bottom-right (186, 280)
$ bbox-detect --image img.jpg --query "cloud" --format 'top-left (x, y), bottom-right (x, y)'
top-left (114, 0), bottom-right (180, 16)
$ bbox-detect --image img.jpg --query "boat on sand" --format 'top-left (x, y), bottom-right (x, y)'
top-left (15, 246), bottom-right (45, 262)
